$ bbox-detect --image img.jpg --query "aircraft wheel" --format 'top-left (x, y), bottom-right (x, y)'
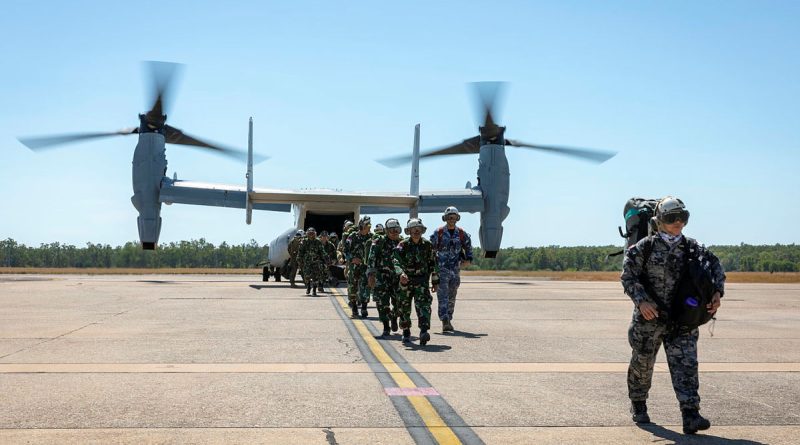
top-left (262, 266), bottom-right (270, 282)
top-left (274, 270), bottom-right (281, 282)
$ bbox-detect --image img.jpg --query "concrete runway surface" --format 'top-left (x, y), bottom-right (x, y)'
top-left (1, 274), bottom-right (798, 444)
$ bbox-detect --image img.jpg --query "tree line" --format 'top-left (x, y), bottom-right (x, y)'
top-left (1, 238), bottom-right (798, 272)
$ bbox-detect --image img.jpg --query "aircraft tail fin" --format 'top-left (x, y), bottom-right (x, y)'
top-left (246, 117), bottom-right (254, 224)
top-left (409, 123), bottom-right (420, 218)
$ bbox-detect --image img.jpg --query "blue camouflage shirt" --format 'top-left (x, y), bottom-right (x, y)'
top-left (430, 226), bottom-right (474, 271)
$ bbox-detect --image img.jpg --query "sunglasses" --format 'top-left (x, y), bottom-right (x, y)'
top-left (661, 211), bottom-right (689, 224)
top-left (387, 227), bottom-right (402, 233)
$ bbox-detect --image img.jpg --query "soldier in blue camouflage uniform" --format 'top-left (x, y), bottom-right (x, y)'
top-left (393, 218), bottom-right (439, 346)
top-left (621, 197), bottom-right (725, 434)
top-left (430, 206), bottom-right (474, 332)
top-left (298, 227), bottom-right (326, 296)
top-left (367, 218), bottom-right (404, 337)
top-left (344, 216), bottom-right (373, 319)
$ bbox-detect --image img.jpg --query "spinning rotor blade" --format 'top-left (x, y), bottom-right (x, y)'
top-left (18, 128), bottom-right (138, 150)
top-left (377, 136), bottom-right (480, 167)
top-left (145, 61), bottom-right (183, 118)
top-left (505, 139), bottom-right (617, 164)
top-left (472, 81), bottom-right (506, 131)
top-left (164, 125), bottom-right (268, 163)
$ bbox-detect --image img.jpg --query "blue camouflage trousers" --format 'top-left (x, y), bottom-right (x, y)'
top-left (628, 316), bottom-right (701, 410)
top-left (436, 268), bottom-right (460, 321)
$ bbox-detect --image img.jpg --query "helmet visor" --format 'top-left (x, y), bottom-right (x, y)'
top-left (661, 210), bottom-right (689, 224)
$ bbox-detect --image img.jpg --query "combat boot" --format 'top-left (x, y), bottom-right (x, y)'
top-left (390, 317), bottom-right (398, 332)
top-left (681, 408), bottom-right (710, 434)
top-left (311, 284), bottom-right (317, 296)
top-left (419, 330), bottom-right (430, 346)
top-left (442, 320), bottom-right (454, 332)
top-left (402, 329), bottom-right (411, 344)
top-left (360, 302), bottom-right (368, 319)
top-left (630, 401), bottom-right (650, 424)
top-left (305, 282), bottom-right (311, 295)
top-left (381, 321), bottom-right (390, 337)
top-left (317, 284), bottom-right (324, 293)
top-left (350, 302), bottom-right (358, 319)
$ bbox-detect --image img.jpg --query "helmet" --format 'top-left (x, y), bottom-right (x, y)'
top-left (655, 196), bottom-right (690, 225)
top-left (404, 218), bottom-right (427, 235)
top-left (384, 218), bottom-right (401, 232)
top-left (306, 227), bottom-right (317, 234)
top-left (329, 232), bottom-right (337, 238)
top-left (374, 223), bottom-right (385, 233)
top-left (358, 215), bottom-right (371, 229)
top-left (320, 230), bottom-right (329, 237)
top-left (442, 206), bottom-right (461, 222)
top-left (295, 230), bottom-right (304, 237)
top-left (343, 220), bottom-right (354, 230)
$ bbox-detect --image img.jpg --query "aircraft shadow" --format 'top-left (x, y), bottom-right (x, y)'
top-left (637, 423), bottom-right (767, 445)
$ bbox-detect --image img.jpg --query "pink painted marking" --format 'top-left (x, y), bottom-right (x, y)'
top-left (385, 387), bottom-right (440, 396)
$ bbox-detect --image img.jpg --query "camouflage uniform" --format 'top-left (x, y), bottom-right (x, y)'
top-left (367, 233), bottom-right (403, 324)
top-left (621, 235), bottom-right (725, 410)
top-left (287, 236), bottom-right (303, 286)
top-left (392, 238), bottom-right (440, 331)
top-left (298, 237), bottom-right (326, 285)
top-left (344, 230), bottom-right (373, 307)
top-left (430, 226), bottom-right (473, 322)
top-left (321, 239), bottom-right (337, 284)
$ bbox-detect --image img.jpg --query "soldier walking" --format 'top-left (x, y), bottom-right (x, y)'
top-left (393, 218), bottom-right (439, 346)
top-left (430, 206), bottom-right (473, 332)
top-left (367, 218), bottom-right (404, 337)
top-left (319, 231), bottom-right (337, 291)
top-left (344, 216), bottom-right (373, 318)
top-left (287, 230), bottom-right (304, 287)
top-left (298, 227), bottom-right (326, 296)
top-left (621, 197), bottom-right (725, 434)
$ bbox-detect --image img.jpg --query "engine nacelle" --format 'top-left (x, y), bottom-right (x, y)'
top-left (477, 143), bottom-right (510, 258)
top-left (131, 132), bottom-right (167, 250)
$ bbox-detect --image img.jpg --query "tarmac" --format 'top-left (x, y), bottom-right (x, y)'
top-left (0, 274), bottom-right (798, 444)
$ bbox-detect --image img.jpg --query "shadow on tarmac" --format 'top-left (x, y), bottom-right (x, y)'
top-left (438, 330), bottom-right (488, 339)
top-left (637, 423), bottom-right (767, 445)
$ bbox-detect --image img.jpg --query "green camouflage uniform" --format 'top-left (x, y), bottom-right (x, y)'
top-left (367, 234), bottom-right (404, 323)
top-left (621, 235), bottom-right (725, 411)
top-left (392, 238), bottom-right (440, 331)
top-left (321, 240), bottom-right (337, 283)
top-left (287, 236), bottom-right (303, 285)
top-left (344, 230), bottom-right (373, 306)
top-left (298, 237), bottom-right (326, 285)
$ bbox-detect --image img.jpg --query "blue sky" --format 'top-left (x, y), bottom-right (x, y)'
top-left (1, 1), bottom-right (798, 248)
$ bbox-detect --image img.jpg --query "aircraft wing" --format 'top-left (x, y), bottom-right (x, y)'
top-left (160, 178), bottom-right (484, 214)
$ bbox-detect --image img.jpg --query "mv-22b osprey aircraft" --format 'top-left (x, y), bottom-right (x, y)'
top-left (18, 62), bottom-right (616, 281)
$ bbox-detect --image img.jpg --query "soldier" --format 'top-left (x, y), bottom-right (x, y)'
top-left (344, 216), bottom-right (373, 318)
top-left (374, 223), bottom-right (385, 236)
top-left (286, 230), bottom-right (304, 287)
top-left (319, 231), bottom-right (337, 290)
top-left (329, 232), bottom-right (339, 252)
top-left (298, 227), bottom-right (326, 296)
top-left (430, 206), bottom-right (473, 332)
top-left (621, 197), bottom-right (725, 434)
top-left (393, 218), bottom-right (439, 346)
top-left (336, 221), bottom-right (355, 265)
top-left (366, 218), bottom-right (404, 337)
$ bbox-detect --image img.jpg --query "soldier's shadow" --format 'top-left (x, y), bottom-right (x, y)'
top-left (402, 341), bottom-right (452, 352)
top-left (637, 423), bottom-right (767, 445)
top-left (436, 330), bottom-right (487, 339)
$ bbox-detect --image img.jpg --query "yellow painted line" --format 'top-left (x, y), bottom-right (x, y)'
top-left (332, 289), bottom-right (461, 445)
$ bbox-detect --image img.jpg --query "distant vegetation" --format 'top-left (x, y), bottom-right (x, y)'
top-left (2, 238), bottom-right (799, 272)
